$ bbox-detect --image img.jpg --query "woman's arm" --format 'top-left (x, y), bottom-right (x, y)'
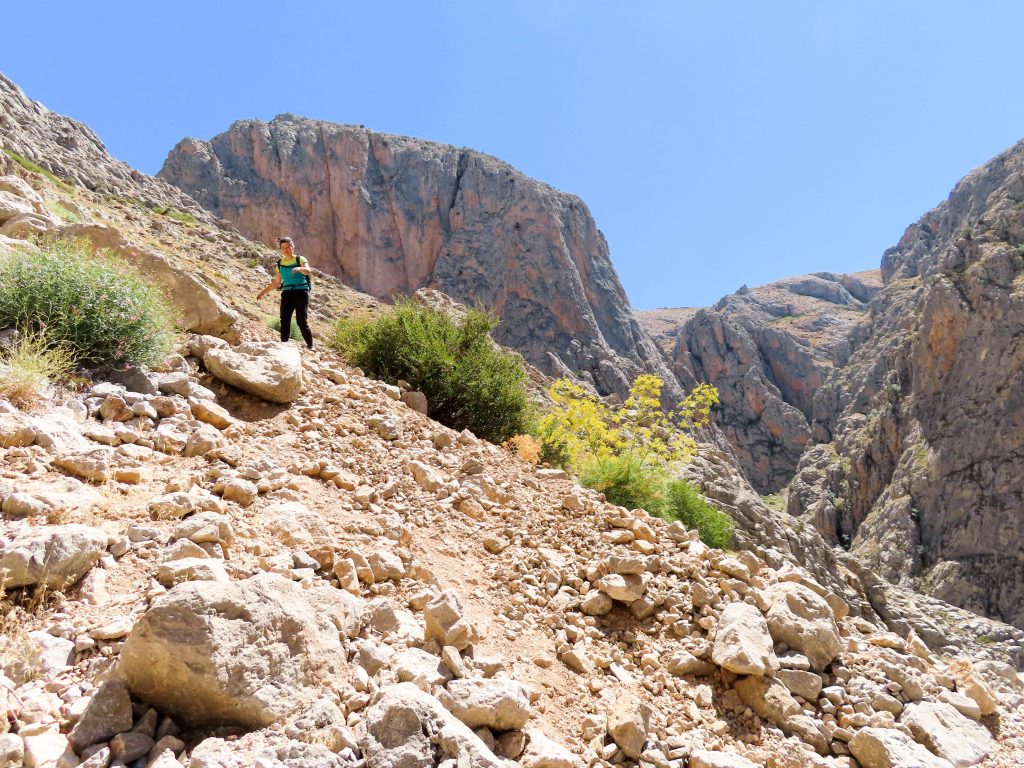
top-left (295, 256), bottom-right (312, 276)
top-left (256, 270), bottom-right (282, 299)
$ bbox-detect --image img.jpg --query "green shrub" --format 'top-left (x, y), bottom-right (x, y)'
top-left (578, 454), bottom-right (733, 549)
top-left (330, 299), bottom-right (531, 443)
top-left (0, 329), bottom-right (74, 408)
top-left (265, 314), bottom-right (302, 342)
top-left (580, 454), bottom-right (669, 516)
top-left (666, 480), bottom-right (734, 549)
top-left (151, 205), bottom-right (196, 225)
top-left (0, 239), bottom-right (177, 367)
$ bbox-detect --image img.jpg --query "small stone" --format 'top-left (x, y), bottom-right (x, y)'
top-left (69, 681), bottom-right (134, 752)
top-left (109, 731), bottom-right (154, 762)
top-left (607, 695), bottom-right (650, 759)
top-left (580, 591), bottom-right (613, 616)
top-left (561, 647), bottom-right (593, 674)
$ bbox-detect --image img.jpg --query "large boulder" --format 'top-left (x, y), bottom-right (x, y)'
top-left (689, 751), bottom-right (761, 768)
top-left (711, 602), bottom-right (778, 676)
top-left (764, 582), bottom-right (841, 671)
top-left (0, 523), bottom-right (108, 589)
top-left (120, 573), bottom-right (363, 728)
top-left (900, 701), bottom-right (995, 767)
top-left (445, 678), bottom-right (531, 731)
top-left (188, 735), bottom-right (350, 768)
top-left (849, 727), bottom-right (954, 768)
top-left (204, 342), bottom-right (303, 403)
top-left (362, 683), bottom-right (503, 768)
top-left (606, 694), bottom-right (651, 760)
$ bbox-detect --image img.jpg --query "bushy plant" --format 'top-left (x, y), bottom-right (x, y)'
top-left (539, 373), bottom-right (732, 548)
top-left (580, 454), bottom-right (669, 516)
top-left (265, 314), bottom-right (302, 342)
top-left (666, 479), bottom-right (734, 549)
top-left (330, 299), bottom-right (531, 443)
top-left (0, 239), bottom-right (177, 367)
top-left (539, 374), bottom-right (718, 473)
top-left (0, 329), bottom-right (73, 408)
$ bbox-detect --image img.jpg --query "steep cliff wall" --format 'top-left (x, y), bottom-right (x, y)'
top-left (159, 115), bottom-right (681, 401)
top-left (790, 139), bottom-right (1024, 629)
top-left (638, 271), bottom-right (881, 493)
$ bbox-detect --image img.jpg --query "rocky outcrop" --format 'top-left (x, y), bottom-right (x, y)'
top-left (638, 271), bottom-right (881, 492)
top-left (0, 73), bottom-right (208, 217)
top-left (159, 114), bottom-right (683, 402)
top-left (790, 138), bottom-right (1024, 630)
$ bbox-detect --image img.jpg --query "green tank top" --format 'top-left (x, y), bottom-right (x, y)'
top-left (278, 256), bottom-right (311, 291)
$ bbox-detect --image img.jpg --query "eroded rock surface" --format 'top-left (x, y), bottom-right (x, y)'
top-left (638, 270), bottom-right (881, 492)
top-left (789, 138), bottom-right (1024, 630)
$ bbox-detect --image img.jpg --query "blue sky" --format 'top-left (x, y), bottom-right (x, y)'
top-left (4, 2), bottom-right (1024, 309)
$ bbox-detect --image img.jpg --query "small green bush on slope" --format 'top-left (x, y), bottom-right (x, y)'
top-left (265, 315), bottom-right (302, 342)
top-left (330, 299), bottom-right (531, 443)
top-left (0, 239), bottom-right (177, 367)
top-left (581, 454), bottom-right (734, 549)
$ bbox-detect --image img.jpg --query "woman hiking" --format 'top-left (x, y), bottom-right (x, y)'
top-left (256, 236), bottom-right (314, 349)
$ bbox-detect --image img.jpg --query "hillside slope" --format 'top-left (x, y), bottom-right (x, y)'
top-left (1, 72), bottom-right (1024, 768)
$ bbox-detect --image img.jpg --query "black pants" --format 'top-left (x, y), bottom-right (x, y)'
top-left (280, 289), bottom-right (313, 348)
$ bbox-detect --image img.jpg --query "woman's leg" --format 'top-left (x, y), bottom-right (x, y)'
top-left (293, 291), bottom-right (314, 349)
top-left (279, 291), bottom-right (296, 342)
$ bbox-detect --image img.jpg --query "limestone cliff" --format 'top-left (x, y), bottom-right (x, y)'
top-left (790, 139), bottom-right (1024, 629)
top-left (638, 271), bottom-right (881, 493)
top-left (158, 115), bottom-right (681, 401)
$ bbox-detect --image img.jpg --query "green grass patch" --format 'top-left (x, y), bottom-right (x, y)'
top-left (265, 315), bottom-right (302, 342)
top-left (151, 205), bottom-right (196, 225)
top-left (43, 201), bottom-right (79, 224)
top-left (0, 238), bottom-right (178, 367)
top-left (330, 298), bottom-right (532, 443)
top-left (3, 150), bottom-right (74, 193)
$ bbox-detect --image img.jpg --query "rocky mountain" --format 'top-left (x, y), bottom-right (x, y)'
top-left (637, 271), bottom-right (882, 493)
top-left (789, 139), bottom-right (1024, 631)
top-left (2, 70), bottom-right (1024, 768)
top-left (157, 114), bottom-right (682, 403)
top-left (0, 74), bottom-right (209, 221)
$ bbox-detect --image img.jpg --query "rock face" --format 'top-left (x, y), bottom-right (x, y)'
top-left (638, 270), bottom-right (881, 492)
top-left (159, 114), bottom-right (684, 402)
top-left (0, 73), bottom-right (207, 215)
top-left (789, 138), bottom-right (1024, 629)
top-left (120, 574), bottom-right (363, 727)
